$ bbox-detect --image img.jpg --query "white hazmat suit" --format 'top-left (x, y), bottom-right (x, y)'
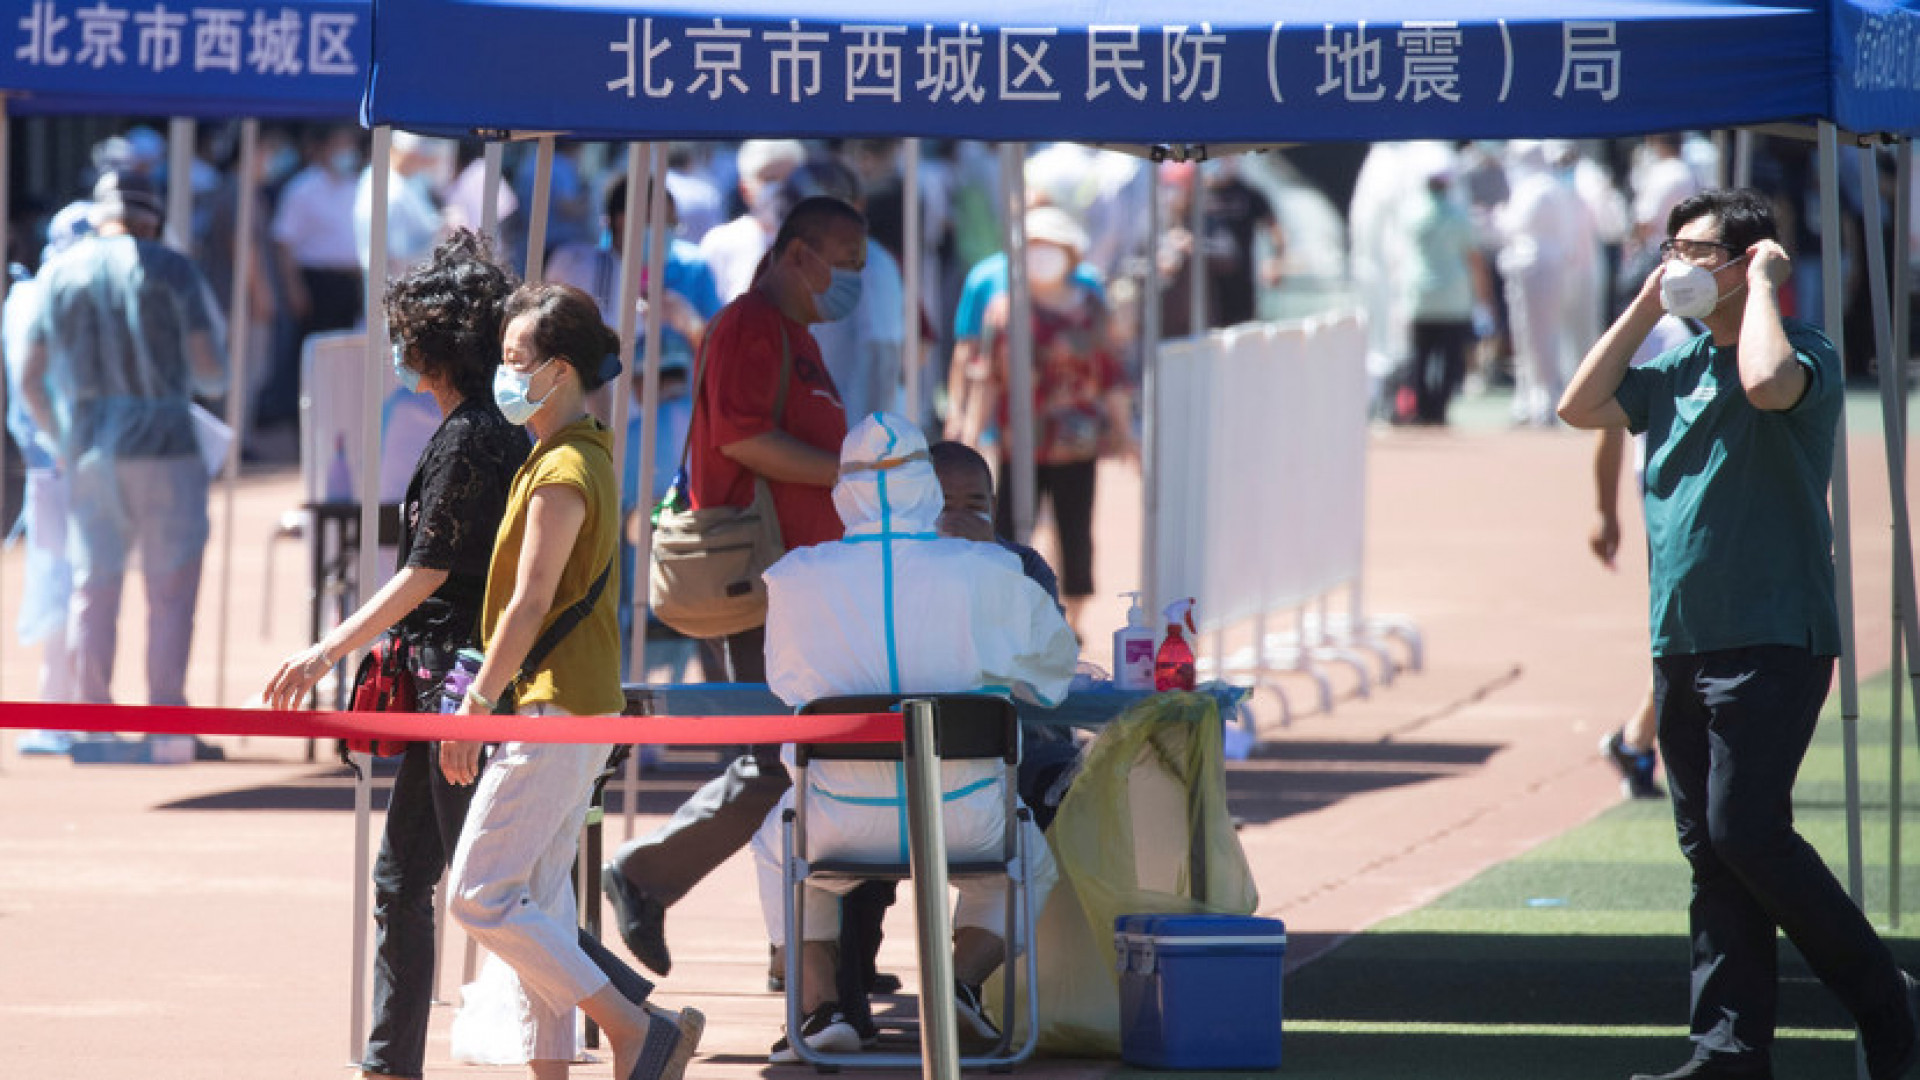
top-left (751, 412), bottom-right (1078, 947)
top-left (1498, 141), bottom-right (1597, 426)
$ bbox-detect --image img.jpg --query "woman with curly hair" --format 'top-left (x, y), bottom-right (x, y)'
top-left (260, 229), bottom-right (536, 1080)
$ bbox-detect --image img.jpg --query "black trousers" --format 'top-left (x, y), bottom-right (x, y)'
top-left (997, 457), bottom-right (1097, 598)
top-left (1406, 318), bottom-right (1472, 424)
top-left (257, 267), bottom-right (362, 428)
top-left (1655, 645), bottom-right (1906, 1065)
top-left (365, 742), bottom-right (651, 1077)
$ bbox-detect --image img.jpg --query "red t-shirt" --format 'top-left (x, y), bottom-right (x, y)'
top-left (689, 289), bottom-right (847, 550)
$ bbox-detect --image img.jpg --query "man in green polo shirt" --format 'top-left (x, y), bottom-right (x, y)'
top-left (1559, 188), bottom-right (1918, 1080)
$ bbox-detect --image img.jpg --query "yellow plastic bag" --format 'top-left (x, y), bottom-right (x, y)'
top-left (991, 691), bottom-right (1259, 1056)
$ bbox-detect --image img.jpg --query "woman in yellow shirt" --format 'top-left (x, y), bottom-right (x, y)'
top-left (442, 282), bottom-right (700, 1080)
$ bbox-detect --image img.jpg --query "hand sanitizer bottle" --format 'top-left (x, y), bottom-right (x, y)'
top-left (1113, 591), bottom-right (1156, 691)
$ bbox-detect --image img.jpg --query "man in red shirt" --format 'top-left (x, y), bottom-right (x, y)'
top-left (604, 196), bottom-right (867, 977)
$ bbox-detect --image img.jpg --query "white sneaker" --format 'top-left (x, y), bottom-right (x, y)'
top-left (769, 1003), bottom-right (862, 1064)
top-left (954, 982), bottom-right (1002, 1049)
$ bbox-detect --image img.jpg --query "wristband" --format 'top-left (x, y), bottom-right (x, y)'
top-left (464, 686), bottom-right (495, 712)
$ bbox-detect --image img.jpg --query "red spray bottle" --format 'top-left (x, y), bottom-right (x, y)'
top-left (1155, 598), bottom-right (1198, 692)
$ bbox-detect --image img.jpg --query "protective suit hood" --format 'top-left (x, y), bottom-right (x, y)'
top-left (832, 412), bottom-right (944, 539)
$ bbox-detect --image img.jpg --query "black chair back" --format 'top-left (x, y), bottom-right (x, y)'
top-left (796, 693), bottom-right (1018, 765)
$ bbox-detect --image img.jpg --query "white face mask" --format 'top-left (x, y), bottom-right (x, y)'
top-left (1026, 245), bottom-right (1070, 286)
top-left (1660, 256), bottom-right (1746, 319)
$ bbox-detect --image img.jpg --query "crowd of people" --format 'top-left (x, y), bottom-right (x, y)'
top-left (1351, 133), bottom-right (1920, 431)
top-left (8, 121), bottom-right (1920, 1080)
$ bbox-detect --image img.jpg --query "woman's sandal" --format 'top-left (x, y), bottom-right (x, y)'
top-left (625, 1009), bottom-right (683, 1080)
top-left (658, 1006), bottom-right (704, 1080)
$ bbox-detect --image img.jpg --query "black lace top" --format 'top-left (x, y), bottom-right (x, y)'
top-left (394, 398), bottom-right (531, 656)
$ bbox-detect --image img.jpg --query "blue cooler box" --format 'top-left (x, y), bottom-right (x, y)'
top-left (1116, 913), bottom-right (1286, 1070)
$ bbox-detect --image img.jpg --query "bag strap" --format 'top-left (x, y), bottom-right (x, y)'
top-left (498, 557), bottom-right (614, 714)
top-left (671, 309), bottom-right (794, 485)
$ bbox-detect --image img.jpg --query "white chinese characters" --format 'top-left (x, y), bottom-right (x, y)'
top-left (594, 18), bottom-right (1627, 111)
top-left (11, 2), bottom-right (359, 77)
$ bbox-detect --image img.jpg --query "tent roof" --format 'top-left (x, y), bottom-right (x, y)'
top-left (362, 1), bottom-right (1920, 144)
top-left (1, 1), bottom-right (369, 120)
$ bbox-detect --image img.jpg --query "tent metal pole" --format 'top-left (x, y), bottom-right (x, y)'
top-left (635, 144), bottom-right (671, 683)
top-left (349, 123), bottom-right (396, 1065)
top-left (214, 119), bottom-right (258, 708)
top-left (602, 148), bottom-right (632, 643)
top-left (612, 143), bottom-right (645, 684)
top-left (1142, 158), bottom-right (1163, 610)
top-left (1733, 129), bottom-right (1754, 189)
top-left (525, 135), bottom-right (554, 281)
top-left (0, 97), bottom-right (12, 709)
top-left (904, 138), bottom-right (923, 427)
top-left (1887, 136), bottom-right (1913, 926)
top-left (1190, 161), bottom-right (1206, 331)
top-left (1000, 144), bottom-right (1036, 542)
top-left (1862, 138), bottom-right (1920, 924)
top-left (480, 141), bottom-right (505, 245)
top-left (902, 698), bottom-right (961, 1080)
top-left (638, 146), bottom-right (671, 603)
top-left (1819, 122), bottom-right (1866, 905)
top-left (165, 117), bottom-right (195, 254)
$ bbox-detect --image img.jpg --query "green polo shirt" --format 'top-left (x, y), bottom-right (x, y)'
top-left (1614, 318), bottom-right (1843, 658)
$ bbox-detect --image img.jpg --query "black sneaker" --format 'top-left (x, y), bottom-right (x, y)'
top-left (769, 1002), bottom-right (862, 1064)
top-left (1602, 730), bottom-right (1663, 800)
top-left (1864, 971), bottom-right (1920, 1080)
top-left (1628, 1054), bottom-right (1772, 1079)
top-left (954, 981), bottom-right (1001, 1051)
top-left (600, 863), bottom-right (671, 976)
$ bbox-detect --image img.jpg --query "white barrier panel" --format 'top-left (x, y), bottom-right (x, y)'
top-left (1149, 311), bottom-right (1371, 634)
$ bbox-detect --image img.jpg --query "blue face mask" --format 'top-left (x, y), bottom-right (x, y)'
top-left (391, 342), bottom-right (421, 393)
top-left (493, 358), bottom-right (554, 426)
top-left (805, 245), bottom-right (863, 322)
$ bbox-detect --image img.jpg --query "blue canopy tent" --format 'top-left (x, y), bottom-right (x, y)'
top-left (0, 0), bottom-right (376, 1046)
top-left (4, 1), bottom-right (369, 120)
top-left (365, 0), bottom-right (1916, 142)
top-left (363, 1), bottom-right (1920, 1075)
top-left (2, 0), bottom-right (373, 686)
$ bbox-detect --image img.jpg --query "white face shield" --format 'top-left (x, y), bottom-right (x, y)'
top-left (832, 413), bottom-right (944, 538)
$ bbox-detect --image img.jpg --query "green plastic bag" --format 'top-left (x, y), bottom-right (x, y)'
top-left (991, 691), bottom-right (1259, 1056)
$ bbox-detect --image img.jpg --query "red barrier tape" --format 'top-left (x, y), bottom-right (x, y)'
top-left (0, 702), bottom-right (902, 747)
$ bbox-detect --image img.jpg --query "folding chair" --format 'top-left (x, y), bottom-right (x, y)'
top-left (781, 693), bottom-right (1040, 1071)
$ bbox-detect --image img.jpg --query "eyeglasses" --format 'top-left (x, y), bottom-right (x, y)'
top-left (1659, 238), bottom-right (1740, 266)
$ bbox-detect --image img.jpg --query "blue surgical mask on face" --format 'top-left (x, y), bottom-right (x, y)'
top-left (391, 342), bottom-right (421, 393)
top-left (493, 358), bottom-right (554, 426)
top-left (805, 245), bottom-right (863, 322)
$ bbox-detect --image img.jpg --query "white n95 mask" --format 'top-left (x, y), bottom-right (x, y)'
top-left (1660, 257), bottom-right (1744, 319)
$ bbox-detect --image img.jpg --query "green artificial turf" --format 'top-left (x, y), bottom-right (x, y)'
top-left (1119, 671), bottom-right (1920, 1079)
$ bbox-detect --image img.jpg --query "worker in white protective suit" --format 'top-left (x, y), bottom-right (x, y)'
top-left (750, 412), bottom-right (1078, 1063)
top-left (1498, 140), bottom-right (1597, 426)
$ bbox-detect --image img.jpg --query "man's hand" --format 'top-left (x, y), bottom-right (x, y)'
top-left (1747, 239), bottom-right (1791, 290)
top-left (645, 291), bottom-right (705, 345)
top-left (1590, 512), bottom-right (1621, 569)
